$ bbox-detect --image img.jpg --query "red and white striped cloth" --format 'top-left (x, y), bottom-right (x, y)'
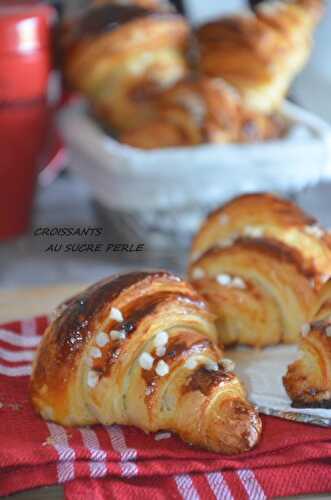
top-left (1, 316), bottom-right (331, 499)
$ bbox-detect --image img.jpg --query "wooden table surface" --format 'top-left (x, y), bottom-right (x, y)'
top-left (0, 285), bottom-right (327, 500)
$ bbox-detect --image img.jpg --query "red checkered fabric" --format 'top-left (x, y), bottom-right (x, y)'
top-left (1, 316), bottom-right (331, 499)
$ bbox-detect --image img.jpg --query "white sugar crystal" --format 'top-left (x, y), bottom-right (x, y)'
top-left (96, 331), bottom-right (109, 347)
top-left (155, 432), bottom-right (171, 441)
top-left (155, 360), bottom-right (170, 377)
top-left (110, 307), bottom-right (123, 322)
top-left (216, 274), bottom-right (232, 286)
top-left (184, 357), bottom-right (198, 370)
top-left (326, 326), bottom-right (331, 338)
top-left (301, 323), bottom-right (311, 337)
top-left (221, 358), bottom-right (235, 372)
top-left (205, 360), bottom-right (218, 372)
top-left (110, 330), bottom-right (126, 341)
top-left (176, 92), bottom-right (206, 124)
top-left (139, 352), bottom-right (154, 370)
top-left (218, 237), bottom-right (235, 248)
top-left (232, 277), bottom-right (246, 289)
top-left (219, 214), bottom-right (229, 225)
top-left (154, 331), bottom-right (169, 348)
top-left (321, 274), bottom-right (330, 284)
top-left (305, 224), bottom-right (324, 239)
top-left (156, 345), bottom-right (167, 357)
top-left (145, 386), bottom-right (153, 396)
top-left (192, 267), bottom-right (205, 280)
top-left (87, 370), bottom-right (99, 388)
top-left (89, 346), bottom-right (102, 359)
top-left (243, 225), bottom-right (264, 238)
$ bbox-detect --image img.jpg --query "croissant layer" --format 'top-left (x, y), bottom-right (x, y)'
top-left (196, 0), bottom-right (324, 112)
top-left (64, 5), bottom-right (190, 132)
top-left (120, 76), bottom-right (286, 149)
top-left (283, 318), bottom-right (331, 408)
top-left (283, 275), bottom-right (331, 407)
top-left (189, 193), bottom-right (331, 348)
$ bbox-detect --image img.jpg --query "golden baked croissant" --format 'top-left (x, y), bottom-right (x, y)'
top-left (64, 5), bottom-right (190, 132)
top-left (120, 76), bottom-right (286, 149)
top-left (31, 271), bottom-right (262, 454)
top-left (188, 193), bottom-right (331, 347)
top-left (195, 0), bottom-right (324, 113)
top-left (283, 277), bottom-right (331, 407)
top-left (283, 317), bottom-right (331, 408)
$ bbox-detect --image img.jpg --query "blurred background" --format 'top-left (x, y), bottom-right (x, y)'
top-left (1, 0), bottom-right (331, 292)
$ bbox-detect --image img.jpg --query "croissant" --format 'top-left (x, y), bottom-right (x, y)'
top-left (283, 276), bottom-right (331, 407)
top-left (283, 317), bottom-right (331, 408)
top-left (31, 271), bottom-right (261, 454)
top-left (64, 5), bottom-right (190, 132)
top-left (195, 0), bottom-right (324, 113)
top-left (188, 193), bottom-right (331, 347)
top-left (120, 76), bottom-right (286, 149)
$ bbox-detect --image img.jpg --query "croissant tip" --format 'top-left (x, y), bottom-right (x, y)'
top-left (205, 398), bottom-right (262, 454)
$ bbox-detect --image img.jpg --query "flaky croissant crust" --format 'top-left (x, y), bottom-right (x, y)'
top-left (64, 5), bottom-right (190, 132)
top-left (191, 193), bottom-right (331, 281)
top-left (65, 7), bottom-right (190, 90)
top-left (283, 276), bottom-right (331, 408)
top-left (31, 271), bottom-right (261, 454)
top-left (283, 319), bottom-right (331, 408)
top-left (189, 237), bottom-right (319, 346)
top-left (195, 0), bottom-right (324, 112)
top-left (189, 193), bottom-right (331, 348)
top-left (120, 76), bottom-right (286, 149)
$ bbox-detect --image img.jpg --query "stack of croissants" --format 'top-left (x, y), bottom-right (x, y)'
top-left (31, 192), bottom-right (331, 455)
top-left (62, 0), bottom-right (324, 148)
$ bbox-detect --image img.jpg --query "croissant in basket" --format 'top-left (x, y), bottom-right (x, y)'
top-left (31, 271), bottom-right (261, 454)
top-left (120, 76), bottom-right (287, 149)
top-left (283, 278), bottom-right (331, 408)
top-left (188, 193), bottom-right (331, 348)
top-left (64, 5), bottom-right (190, 132)
top-left (195, 0), bottom-right (324, 113)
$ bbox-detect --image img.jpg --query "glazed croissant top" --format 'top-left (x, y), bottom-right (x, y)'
top-left (191, 192), bottom-right (331, 279)
top-left (189, 193), bottom-right (331, 347)
top-left (64, 5), bottom-right (190, 132)
top-left (120, 76), bottom-right (286, 149)
top-left (31, 271), bottom-right (261, 454)
top-left (196, 0), bottom-right (324, 112)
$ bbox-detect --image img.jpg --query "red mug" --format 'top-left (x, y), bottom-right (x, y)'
top-left (0, 2), bottom-right (55, 241)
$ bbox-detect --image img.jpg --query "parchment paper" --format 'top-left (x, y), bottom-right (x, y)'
top-left (229, 345), bottom-right (331, 426)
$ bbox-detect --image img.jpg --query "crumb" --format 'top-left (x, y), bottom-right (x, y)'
top-left (42, 436), bottom-right (55, 447)
top-left (42, 433), bottom-right (72, 447)
top-left (155, 432), bottom-right (171, 441)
